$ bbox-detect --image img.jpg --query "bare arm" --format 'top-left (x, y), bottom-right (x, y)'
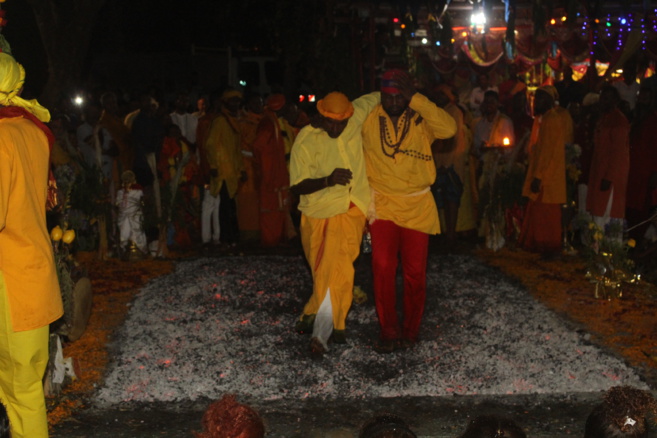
top-left (290, 168), bottom-right (352, 195)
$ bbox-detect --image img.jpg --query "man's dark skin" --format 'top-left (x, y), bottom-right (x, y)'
top-left (292, 76), bottom-right (415, 197)
top-left (380, 72), bottom-right (416, 128)
top-left (529, 89), bottom-right (555, 194)
top-left (290, 104), bottom-right (353, 196)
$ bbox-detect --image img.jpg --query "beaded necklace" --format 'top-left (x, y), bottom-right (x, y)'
top-left (378, 112), bottom-right (432, 161)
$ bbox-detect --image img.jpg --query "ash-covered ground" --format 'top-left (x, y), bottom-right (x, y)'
top-left (53, 252), bottom-right (655, 437)
top-left (95, 254), bottom-right (645, 403)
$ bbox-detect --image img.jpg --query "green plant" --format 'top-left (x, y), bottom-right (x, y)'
top-left (573, 214), bottom-right (639, 299)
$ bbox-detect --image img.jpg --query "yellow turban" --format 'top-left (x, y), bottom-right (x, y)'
top-left (537, 85), bottom-right (559, 101)
top-left (221, 89), bottom-right (243, 102)
top-left (316, 92), bottom-right (354, 121)
top-left (0, 52), bottom-right (50, 122)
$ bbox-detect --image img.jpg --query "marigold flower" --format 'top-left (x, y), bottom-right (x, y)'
top-left (62, 229), bottom-right (76, 244)
top-left (50, 226), bottom-right (63, 241)
top-left (626, 238), bottom-right (636, 248)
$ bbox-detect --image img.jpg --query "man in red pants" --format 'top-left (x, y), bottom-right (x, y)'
top-left (362, 70), bottom-right (456, 353)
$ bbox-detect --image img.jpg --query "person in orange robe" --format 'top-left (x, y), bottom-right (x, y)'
top-left (0, 52), bottom-right (63, 438)
top-left (626, 86), bottom-right (657, 238)
top-left (252, 94), bottom-right (294, 247)
top-left (586, 85), bottom-right (630, 242)
top-left (519, 85), bottom-right (573, 254)
top-left (237, 95), bottom-right (264, 242)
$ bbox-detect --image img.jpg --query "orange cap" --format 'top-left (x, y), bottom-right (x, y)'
top-left (316, 92), bottom-right (354, 120)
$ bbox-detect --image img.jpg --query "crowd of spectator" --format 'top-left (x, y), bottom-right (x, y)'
top-left (47, 84), bottom-right (309, 259)
top-left (46, 61), bottom-right (657, 266)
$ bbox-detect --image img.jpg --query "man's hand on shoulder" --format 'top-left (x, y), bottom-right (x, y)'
top-left (393, 72), bottom-right (417, 101)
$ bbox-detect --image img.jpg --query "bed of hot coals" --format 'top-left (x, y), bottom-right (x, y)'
top-left (94, 254), bottom-right (646, 407)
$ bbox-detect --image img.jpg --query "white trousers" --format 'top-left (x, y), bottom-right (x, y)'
top-left (201, 188), bottom-right (221, 244)
top-left (118, 213), bottom-right (148, 253)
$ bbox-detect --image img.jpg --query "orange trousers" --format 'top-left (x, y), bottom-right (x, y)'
top-left (519, 198), bottom-right (562, 253)
top-left (299, 206), bottom-right (365, 331)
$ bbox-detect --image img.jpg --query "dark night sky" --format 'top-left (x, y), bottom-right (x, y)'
top-left (1, 0), bottom-right (497, 98)
top-left (2, 0), bottom-right (281, 96)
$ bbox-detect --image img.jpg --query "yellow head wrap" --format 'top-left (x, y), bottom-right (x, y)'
top-left (316, 92), bottom-right (354, 121)
top-left (221, 89), bottom-right (243, 102)
top-left (537, 85), bottom-right (559, 101)
top-left (0, 52), bottom-right (50, 122)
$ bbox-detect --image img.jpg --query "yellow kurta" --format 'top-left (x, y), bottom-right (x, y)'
top-left (290, 92), bottom-right (380, 219)
top-left (205, 110), bottom-right (244, 197)
top-left (0, 116), bottom-right (63, 331)
top-left (290, 92), bottom-right (380, 329)
top-left (362, 93), bottom-right (457, 234)
top-left (522, 107), bottom-right (572, 204)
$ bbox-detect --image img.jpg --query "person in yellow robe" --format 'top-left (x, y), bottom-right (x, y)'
top-left (362, 70), bottom-right (456, 353)
top-left (204, 89), bottom-right (245, 246)
top-left (290, 90), bottom-right (380, 357)
top-left (0, 52), bottom-right (63, 438)
top-left (519, 85), bottom-right (573, 254)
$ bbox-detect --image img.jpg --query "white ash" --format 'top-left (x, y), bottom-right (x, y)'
top-left (94, 254), bottom-right (647, 407)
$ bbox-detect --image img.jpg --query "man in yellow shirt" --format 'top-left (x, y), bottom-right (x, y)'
top-left (204, 89), bottom-right (245, 247)
top-left (362, 70), bottom-right (456, 353)
top-left (0, 52), bottom-right (63, 438)
top-left (290, 91), bottom-right (379, 357)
